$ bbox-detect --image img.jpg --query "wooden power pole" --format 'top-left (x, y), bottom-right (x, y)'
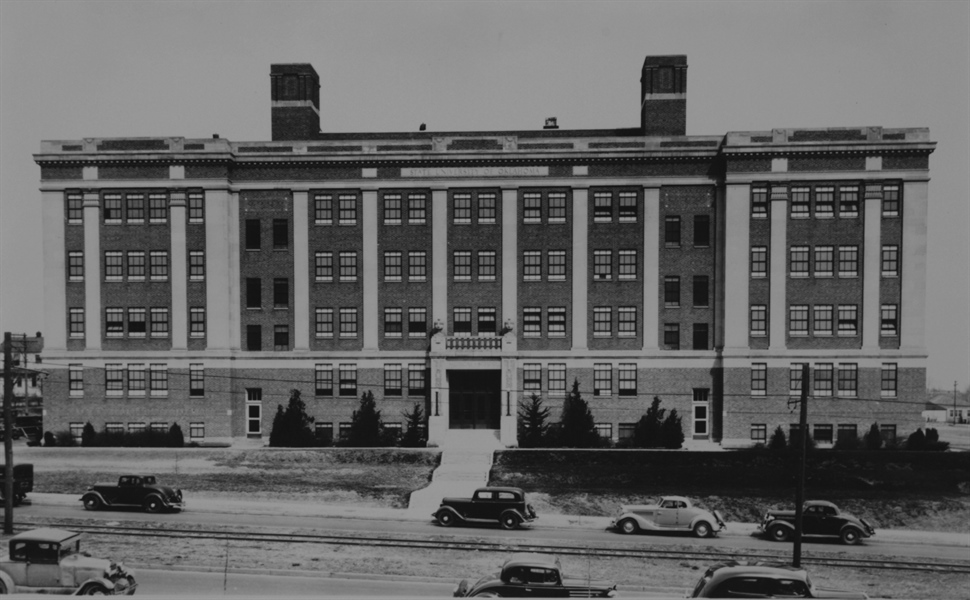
top-left (792, 363), bottom-right (810, 568)
top-left (3, 332), bottom-right (14, 535)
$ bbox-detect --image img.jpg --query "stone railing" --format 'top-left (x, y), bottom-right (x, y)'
top-left (445, 336), bottom-right (503, 351)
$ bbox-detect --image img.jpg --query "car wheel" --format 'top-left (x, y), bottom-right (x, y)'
top-left (841, 528), bottom-right (862, 545)
top-left (80, 582), bottom-right (109, 595)
top-left (768, 524), bottom-right (790, 542)
top-left (83, 495), bottom-right (103, 511)
top-left (0, 580), bottom-right (7, 594)
top-left (500, 513), bottom-right (520, 530)
top-left (693, 521), bottom-right (712, 538)
top-left (618, 518), bottom-right (639, 535)
top-left (144, 496), bottom-right (164, 513)
top-left (436, 510), bottom-right (455, 527)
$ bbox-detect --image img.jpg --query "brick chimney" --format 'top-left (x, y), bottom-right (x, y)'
top-left (270, 64), bottom-right (321, 140)
top-left (640, 55), bottom-right (687, 136)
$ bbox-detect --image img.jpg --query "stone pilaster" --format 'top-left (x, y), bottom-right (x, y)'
top-left (82, 191), bottom-right (101, 350)
top-left (293, 191), bottom-right (310, 351)
top-left (42, 191), bottom-right (67, 350)
top-left (571, 187), bottom-right (588, 350)
top-left (432, 189), bottom-right (448, 331)
top-left (769, 185), bottom-right (788, 351)
top-left (362, 189), bottom-right (379, 351)
top-left (862, 184), bottom-right (882, 350)
top-left (901, 181), bottom-right (928, 351)
top-left (205, 189), bottom-right (233, 350)
top-left (642, 185), bottom-right (660, 350)
top-left (723, 183), bottom-right (751, 349)
top-left (501, 188), bottom-right (517, 347)
top-left (169, 191), bottom-right (188, 350)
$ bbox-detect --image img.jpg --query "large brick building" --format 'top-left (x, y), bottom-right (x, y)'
top-left (34, 56), bottom-right (934, 447)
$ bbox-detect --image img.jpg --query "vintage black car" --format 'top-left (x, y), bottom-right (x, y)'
top-left (81, 474), bottom-right (184, 513)
top-left (434, 486), bottom-right (537, 530)
top-left (689, 561), bottom-right (867, 598)
top-left (454, 553), bottom-right (618, 598)
top-left (0, 463), bottom-right (33, 506)
top-left (760, 500), bottom-right (874, 545)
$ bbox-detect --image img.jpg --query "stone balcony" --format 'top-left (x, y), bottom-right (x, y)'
top-left (430, 332), bottom-right (515, 356)
top-left (445, 336), bottom-right (503, 351)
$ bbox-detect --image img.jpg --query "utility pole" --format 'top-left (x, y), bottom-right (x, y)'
top-left (792, 363), bottom-right (809, 568)
top-left (3, 332), bottom-right (15, 534)
top-left (954, 381), bottom-right (958, 425)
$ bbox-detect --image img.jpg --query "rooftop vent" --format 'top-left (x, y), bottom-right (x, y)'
top-left (543, 117), bottom-right (559, 130)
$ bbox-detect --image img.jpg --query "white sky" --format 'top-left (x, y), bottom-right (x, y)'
top-left (1, 1), bottom-right (967, 389)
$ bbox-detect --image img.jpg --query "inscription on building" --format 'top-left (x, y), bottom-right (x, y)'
top-left (402, 166), bottom-right (548, 178)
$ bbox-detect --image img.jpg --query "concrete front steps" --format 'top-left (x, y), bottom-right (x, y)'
top-left (406, 429), bottom-right (502, 518)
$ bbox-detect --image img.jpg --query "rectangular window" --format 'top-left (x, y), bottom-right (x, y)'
top-left (315, 364), bottom-right (333, 396)
top-left (478, 193), bottom-right (497, 224)
top-left (618, 307), bottom-right (636, 337)
top-left (69, 308), bottom-right (85, 337)
top-left (128, 422), bottom-right (146, 434)
top-left (105, 364), bottom-right (123, 395)
top-left (126, 194), bottom-right (145, 223)
top-left (664, 276), bottom-right (680, 307)
top-left (548, 364), bottom-right (566, 396)
top-left (814, 363), bottom-right (833, 397)
top-left (692, 276), bottom-right (709, 307)
top-left (594, 364), bottom-right (612, 396)
top-left (791, 187), bottom-right (810, 218)
top-left (882, 184), bottom-right (900, 217)
top-left (149, 194), bottom-right (168, 223)
top-left (881, 363), bottom-right (897, 397)
top-left (338, 195), bottom-right (357, 225)
top-left (839, 186), bottom-right (859, 217)
top-left (338, 364), bottom-right (357, 396)
top-left (838, 424), bottom-right (858, 444)
top-left (838, 363), bottom-right (858, 397)
top-left (150, 251), bottom-right (169, 281)
top-left (339, 252), bottom-right (358, 282)
top-left (339, 308), bottom-right (358, 338)
top-left (247, 324), bottom-right (262, 350)
top-left (751, 363), bottom-right (767, 396)
top-left (453, 308), bottom-right (472, 336)
top-left (273, 325), bottom-right (289, 350)
top-left (189, 251), bottom-right (205, 281)
top-left (408, 308), bottom-right (427, 337)
top-left (664, 323), bottom-right (680, 350)
top-left (314, 194), bottom-right (333, 225)
top-left (150, 308), bottom-right (169, 337)
top-left (124, 251), bottom-right (144, 280)
top-left (880, 425), bottom-right (897, 444)
top-left (68, 193), bottom-right (84, 223)
top-left (814, 186), bottom-right (834, 218)
top-left (453, 193), bottom-right (472, 224)
top-left (881, 245), bottom-right (899, 277)
top-left (384, 308), bottom-right (403, 337)
top-left (789, 305), bottom-right (809, 336)
top-left (189, 308), bottom-right (205, 337)
top-left (245, 219), bottom-right (261, 250)
top-left (593, 307), bottom-right (612, 337)
top-left (188, 192), bottom-right (204, 224)
top-left (548, 251), bottom-right (566, 280)
top-left (408, 194), bottom-right (427, 224)
top-left (813, 305), bottom-right (833, 335)
top-left (408, 364), bottom-right (426, 396)
top-left (751, 246), bottom-right (767, 278)
top-left (149, 364), bottom-right (168, 396)
top-left (547, 192), bottom-right (567, 224)
top-left (619, 423), bottom-right (636, 441)
top-left (383, 194), bottom-right (402, 225)
top-left (751, 424), bottom-right (767, 442)
top-left (189, 364), bottom-right (204, 397)
top-left (523, 363), bottom-right (541, 392)
top-left (104, 251), bottom-right (123, 281)
top-left (618, 192), bottom-right (637, 222)
top-left (106, 308), bottom-right (124, 337)
top-left (408, 251), bottom-right (427, 281)
top-left (838, 246), bottom-right (859, 277)
top-left (881, 304), bottom-right (899, 336)
top-left (315, 308), bottom-right (334, 338)
top-left (814, 424), bottom-right (833, 444)
top-left (103, 194), bottom-right (122, 223)
top-left (246, 278), bottom-right (262, 308)
top-left (69, 364), bottom-right (83, 395)
top-left (593, 250), bottom-right (612, 280)
top-left (789, 363), bottom-right (807, 397)
top-left (790, 246), bottom-right (809, 277)
top-left (523, 251), bottom-right (541, 281)
top-left (838, 305), bottom-right (858, 336)
top-left (338, 423), bottom-right (352, 441)
top-left (750, 305), bottom-right (767, 336)
top-left (523, 192), bottom-right (542, 223)
top-left (68, 251), bottom-right (84, 281)
top-left (692, 323), bottom-right (709, 350)
top-left (751, 188), bottom-right (768, 218)
top-left (619, 364), bottom-right (636, 396)
top-left (694, 215), bottom-right (711, 247)
top-left (593, 192), bottom-right (612, 222)
top-left (478, 251), bottom-right (496, 281)
top-left (314, 252), bottom-right (333, 282)
top-left (453, 251), bottom-right (471, 281)
top-left (271, 219), bottom-right (288, 250)
top-left (664, 216), bottom-right (681, 246)
top-left (383, 251), bottom-right (402, 282)
top-left (618, 251), bottom-right (637, 280)
top-left (523, 307), bottom-right (541, 337)
top-left (814, 246), bottom-right (834, 277)
top-left (105, 422), bottom-right (124, 435)
top-left (189, 423), bottom-right (205, 440)
top-left (128, 364), bottom-right (145, 395)
top-left (595, 423), bottom-right (613, 440)
top-left (384, 364), bottom-right (403, 396)
top-left (478, 307), bottom-right (497, 335)
top-left (273, 278), bottom-right (289, 308)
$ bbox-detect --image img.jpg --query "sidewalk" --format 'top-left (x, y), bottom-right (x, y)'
top-left (25, 492), bottom-right (970, 549)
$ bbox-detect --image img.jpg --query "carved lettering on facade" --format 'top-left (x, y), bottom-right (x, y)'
top-left (402, 166), bottom-right (548, 178)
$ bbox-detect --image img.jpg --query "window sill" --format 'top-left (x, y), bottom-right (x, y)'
top-left (408, 220), bottom-right (427, 226)
top-left (384, 221), bottom-right (402, 226)
top-left (314, 221), bottom-right (333, 226)
top-left (315, 334), bottom-right (334, 339)
top-left (750, 332), bottom-right (767, 337)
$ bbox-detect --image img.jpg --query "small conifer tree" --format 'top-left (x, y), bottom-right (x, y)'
top-left (347, 390), bottom-right (385, 447)
top-left (518, 394), bottom-right (551, 448)
top-left (399, 403), bottom-right (427, 448)
top-left (661, 408), bottom-right (685, 449)
top-left (768, 426), bottom-right (787, 451)
top-left (633, 397), bottom-right (666, 448)
top-left (864, 423), bottom-right (883, 450)
top-left (558, 380), bottom-right (600, 448)
top-left (168, 423), bottom-right (185, 448)
top-left (81, 422), bottom-right (97, 447)
top-left (269, 389), bottom-right (316, 447)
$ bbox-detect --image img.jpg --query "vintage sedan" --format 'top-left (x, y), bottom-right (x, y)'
top-left (609, 496), bottom-right (725, 538)
top-left (689, 561), bottom-right (867, 598)
top-left (81, 474), bottom-right (184, 513)
top-left (0, 528), bottom-right (137, 595)
top-left (454, 553), bottom-right (618, 598)
top-left (434, 486), bottom-right (537, 530)
top-left (760, 500), bottom-right (874, 545)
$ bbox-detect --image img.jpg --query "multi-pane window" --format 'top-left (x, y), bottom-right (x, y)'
top-left (150, 308), bottom-right (169, 337)
top-left (189, 308), bottom-right (205, 337)
top-left (128, 308), bottom-right (146, 337)
top-left (523, 364), bottom-right (541, 393)
top-left (127, 194), bottom-right (145, 223)
top-left (523, 192), bottom-right (542, 223)
top-left (839, 186), bottom-right (859, 217)
top-left (814, 186), bottom-right (834, 218)
top-left (751, 246), bottom-right (767, 277)
top-left (68, 251), bottom-right (84, 281)
top-left (189, 251), bottom-right (205, 281)
top-left (618, 251), bottom-right (637, 280)
top-left (814, 363), bottom-right (833, 396)
top-left (408, 194), bottom-right (427, 224)
top-left (338, 195), bottom-right (357, 225)
top-left (188, 192), bottom-right (204, 224)
top-left (384, 364), bottom-right (403, 396)
top-left (595, 423), bottom-right (612, 441)
top-left (881, 304), bottom-right (899, 336)
top-left (664, 216), bottom-right (681, 246)
top-left (547, 307), bottom-right (566, 337)
top-left (128, 364), bottom-right (145, 395)
top-left (693, 276), bottom-right (709, 307)
top-left (593, 307), bottom-right (612, 337)
top-left (69, 365), bottom-right (83, 395)
top-left (548, 251), bottom-right (566, 280)
top-left (478, 193), bottom-right (497, 224)
top-left (837, 305), bottom-right (858, 336)
top-left (149, 194), bottom-right (168, 223)
top-left (272, 219), bottom-right (288, 250)
top-left (594, 364), bottom-right (612, 396)
top-left (547, 192), bottom-right (567, 223)
top-left (383, 194), bottom-right (402, 225)
top-left (453, 308), bottom-right (472, 336)
top-left (751, 424), bottom-right (767, 442)
top-left (814, 246), bottom-right (834, 277)
top-left (789, 246), bottom-right (809, 276)
top-left (246, 278), bottom-right (262, 308)
top-left (315, 252), bottom-right (333, 282)
top-left (247, 325), bottom-right (262, 350)
top-left (274, 325), bottom-right (289, 350)
top-left (339, 308), bottom-right (358, 338)
top-left (619, 192), bottom-right (637, 222)
top-left (150, 251), bottom-right (169, 280)
top-left (315, 364), bottom-right (333, 396)
top-left (315, 308), bottom-right (334, 338)
top-left (548, 364), bottom-right (566, 396)
top-left (127, 251), bottom-right (145, 280)
top-left (693, 323), bottom-right (709, 350)
top-left (106, 364), bottom-right (124, 395)
top-left (408, 308), bottom-right (427, 337)
top-left (189, 364), bottom-right (204, 397)
top-left (106, 308), bottom-right (124, 337)
top-left (664, 276), bottom-right (680, 307)
top-left (618, 307), bottom-right (636, 337)
top-left (789, 305), bottom-right (809, 336)
top-left (245, 219), bottom-right (261, 250)
top-left (69, 308), bottom-right (85, 337)
top-left (880, 425), bottom-right (897, 444)
top-left (881, 245), bottom-right (899, 276)
top-left (190, 423), bottom-right (205, 440)
top-left (408, 364), bottom-right (426, 395)
top-left (453, 251), bottom-right (471, 281)
top-left (619, 364), bottom-right (637, 396)
top-left (104, 252), bottom-right (123, 281)
top-left (838, 424), bottom-right (858, 444)
top-left (384, 252), bottom-right (402, 282)
top-left (384, 308), bottom-right (403, 337)
top-left (409, 252), bottom-right (427, 281)
top-left (103, 194), bottom-right (123, 223)
top-left (838, 246), bottom-right (858, 277)
top-left (523, 251), bottom-right (541, 281)
top-left (339, 252), bottom-right (358, 282)
top-left (751, 188), bottom-right (768, 218)
top-left (881, 363), bottom-right (898, 397)
top-left (789, 364), bottom-right (807, 397)
top-left (149, 364), bottom-right (168, 395)
top-left (814, 424), bottom-right (834, 444)
top-left (593, 251), bottom-right (612, 280)
top-left (694, 215), bottom-right (711, 247)
top-left (790, 187), bottom-right (810, 218)
top-left (750, 305), bottom-right (767, 336)
top-left (838, 363), bottom-right (858, 397)
top-left (593, 192), bottom-right (612, 222)
top-left (338, 364), bottom-right (357, 396)
top-left (478, 307), bottom-right (497, 335)
top-left (273, 279), bottom-right (289, 308)
top-left (67, 194), bottom-right (84, 223)
top-left (664, 323), bottom-right (680, 350)
top-left (814, 305), bottom-right (833, 335)
top-left (523, 307), bottom-right (541, 337)
top-left (453, 193), bottom-right (472, 224)
top-left (882, 184), bottom-right (900, 217)
top-left (751, 363), bottom-right (767, 396)
top-left (478, 251), bottom-right (496, 280)
top-left (314, 194), bottom-right (333, 225)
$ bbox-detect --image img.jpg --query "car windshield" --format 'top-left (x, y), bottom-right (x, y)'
top-left (59, 540), bottom-right (80, 559)
top-left (690, 573), bottom-right (712, 598)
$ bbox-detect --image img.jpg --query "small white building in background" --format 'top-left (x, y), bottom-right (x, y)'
top-left (922, 394), bottom-right (970, 424)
